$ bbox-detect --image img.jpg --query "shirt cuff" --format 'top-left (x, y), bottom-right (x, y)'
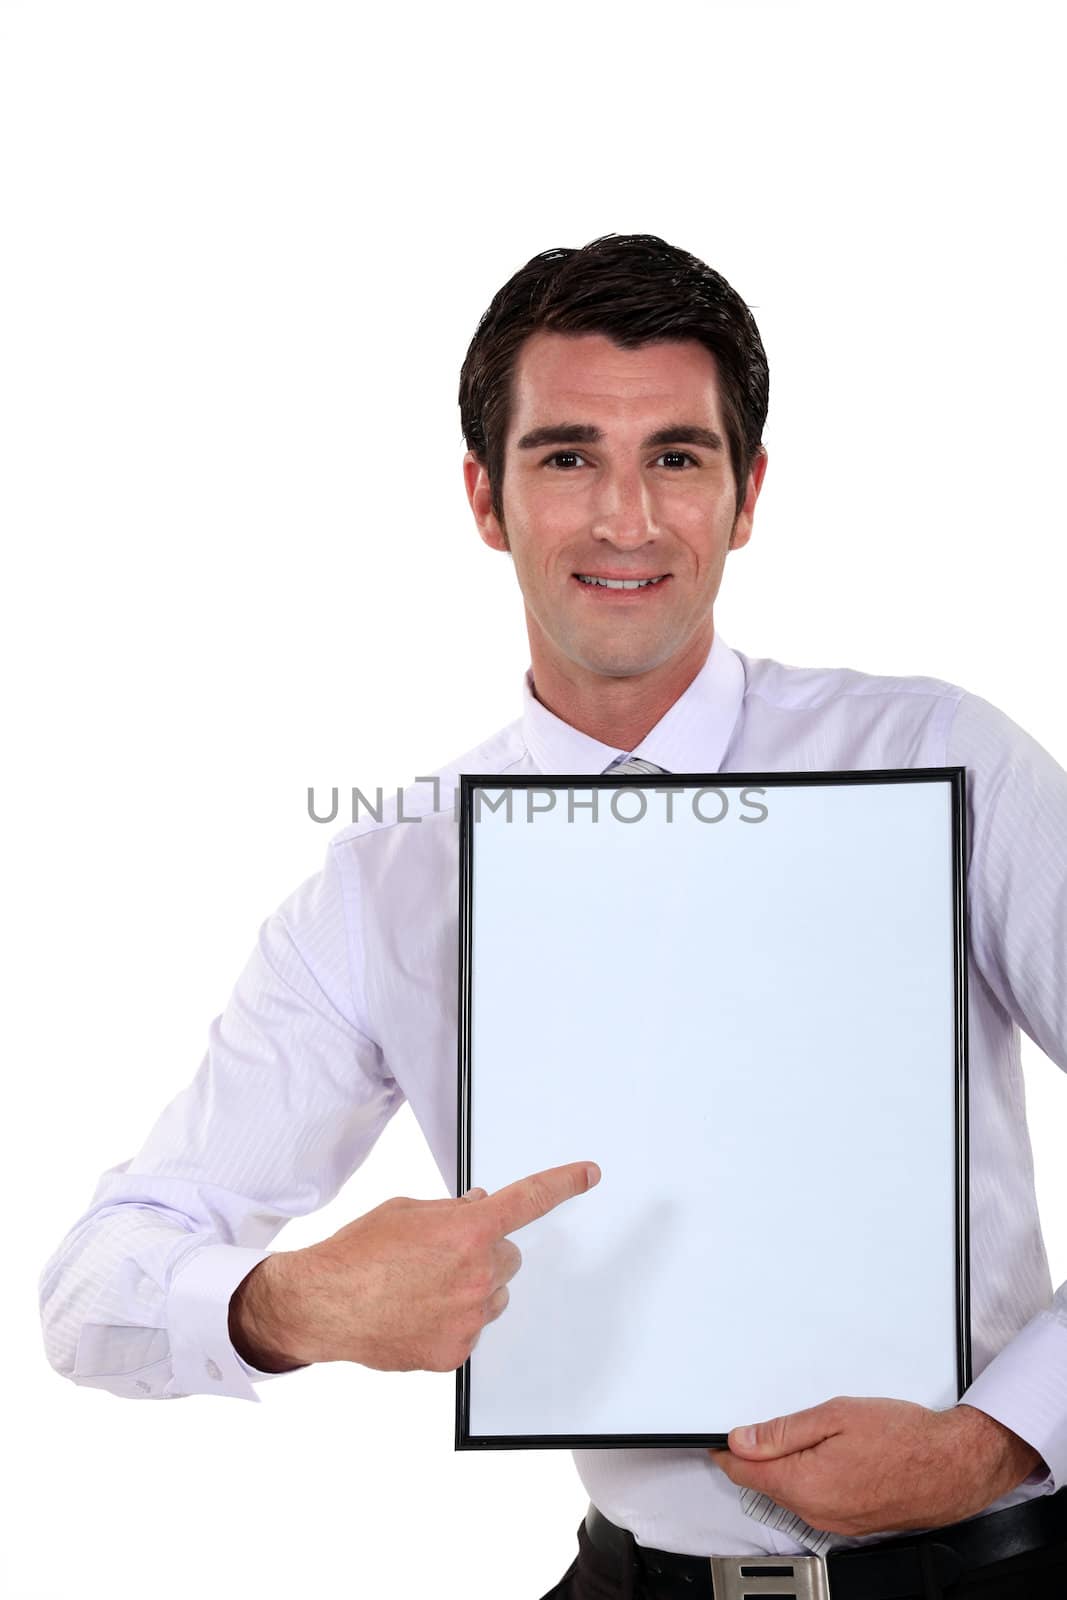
top-left (166, 1243), bottom-right (297, 1401)
top-left (958, 1310), bottom-right (1067, 1490)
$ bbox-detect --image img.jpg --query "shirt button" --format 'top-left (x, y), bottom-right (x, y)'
top-left (205, 1357), bottom-right (223, 1381)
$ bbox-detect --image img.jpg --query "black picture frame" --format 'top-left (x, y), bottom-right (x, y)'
top-left (455, 767), bottom-right (969, 1451)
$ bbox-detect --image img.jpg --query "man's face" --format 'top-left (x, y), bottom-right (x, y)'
top-left (465, 330), bottom-right (766, 688)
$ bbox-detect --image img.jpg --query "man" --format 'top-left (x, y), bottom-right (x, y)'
top-left (40, 234), bottom-right (1067, 1597)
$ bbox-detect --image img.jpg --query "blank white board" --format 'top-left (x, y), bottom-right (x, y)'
top-left (456, 769), bottom-right (969, 1448)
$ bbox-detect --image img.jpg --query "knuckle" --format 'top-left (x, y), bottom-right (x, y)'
top-left (435, 1340), bottom-right (473, 1372)
top-left (768, 1416), bottom-right (790, 1448)
top-left (461, 1313), bottom-right (486, 1345)
top-left (485, 1285), bottom-right (510, 1321)
top-left (467, 1261), bottom-right (496, 1298)
top-left (492, 1240), bottom-right (522, 1280)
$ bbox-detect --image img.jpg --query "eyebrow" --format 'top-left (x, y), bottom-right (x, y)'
top-left (515, 422), bottom-right (725, 453)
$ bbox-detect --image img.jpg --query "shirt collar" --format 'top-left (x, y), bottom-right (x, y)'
top-left (519, 629), bottom-right (746, 776)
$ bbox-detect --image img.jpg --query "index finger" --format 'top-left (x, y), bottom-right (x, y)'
top-left (480, 1161), bottom-right (601, 1238)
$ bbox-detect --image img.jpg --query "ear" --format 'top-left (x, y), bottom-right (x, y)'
top-left (464, 451), bottom-right (509, 552)
top-left (728, 446), bottom-right (768, 551)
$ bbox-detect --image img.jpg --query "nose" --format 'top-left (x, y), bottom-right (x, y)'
top-left (589, 463), bottom-right (661, 549)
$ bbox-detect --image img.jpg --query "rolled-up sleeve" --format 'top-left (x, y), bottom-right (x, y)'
top-left (38, 837), bottom-right (403, 1401)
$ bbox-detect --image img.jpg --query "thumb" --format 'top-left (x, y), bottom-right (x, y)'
top-left (729, 1402), bottom-right (839, 1459)
top-left (460, 1187), bottom-right (488, 1202)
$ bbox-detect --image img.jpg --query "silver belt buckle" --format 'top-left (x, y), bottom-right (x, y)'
top-left (709, 1552), bottom-right (830, 1599)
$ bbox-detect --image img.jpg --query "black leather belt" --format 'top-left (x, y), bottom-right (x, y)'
top-left (584, 1486), bottom-right (1067, 1598)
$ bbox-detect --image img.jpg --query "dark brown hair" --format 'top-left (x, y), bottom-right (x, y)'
top-left (458, 233), bottom-right (769, 525)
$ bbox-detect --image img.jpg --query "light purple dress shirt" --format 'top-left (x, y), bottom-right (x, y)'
top-left (39, 630), bottom-right (1066, 1558)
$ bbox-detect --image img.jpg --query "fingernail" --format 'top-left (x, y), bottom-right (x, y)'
top-left (735, 1426), bottom-right (757, 1448)
top-left (585, 1164), bottom-right (601, 1185)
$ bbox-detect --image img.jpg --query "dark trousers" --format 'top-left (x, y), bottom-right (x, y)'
top-left (539, 1512), bottom-right (1067, 1599)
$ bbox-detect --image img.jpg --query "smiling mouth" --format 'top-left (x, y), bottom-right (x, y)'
top-left (574, 574), bottom-right (669, 590)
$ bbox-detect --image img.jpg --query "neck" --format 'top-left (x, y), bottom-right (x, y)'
top-left (528, 624), bottom-right (714, 751)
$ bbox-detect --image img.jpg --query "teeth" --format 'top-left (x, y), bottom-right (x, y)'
top-left (577, 575), bottom-right (664, 589)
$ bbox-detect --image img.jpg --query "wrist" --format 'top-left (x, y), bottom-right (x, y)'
top-left (951, 1403), bottom-right (1047, 1490)
top-left (229, 1253), bottom-right (310, 1374)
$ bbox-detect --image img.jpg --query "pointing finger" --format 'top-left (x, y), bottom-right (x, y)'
top-left (482, 1161), bottom-right (601, 1238)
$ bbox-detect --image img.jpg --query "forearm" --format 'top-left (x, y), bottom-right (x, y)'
top-left (40, 1190), bottom-right (281, 1401)
top-left (951, 1403), bottom-right (1048, 1490)
top-left (41, 842), bottom-right (400, 1401)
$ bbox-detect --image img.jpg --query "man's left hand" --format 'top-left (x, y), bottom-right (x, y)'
top-left (707, 1397), bottom-right (1047, 1537)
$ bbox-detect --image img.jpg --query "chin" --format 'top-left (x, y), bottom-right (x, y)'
top-left (574, 644), bottom-right (676, 679)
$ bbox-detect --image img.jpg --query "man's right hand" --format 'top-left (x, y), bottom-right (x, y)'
top-left (228, 1159), bottom-right (601, 1375)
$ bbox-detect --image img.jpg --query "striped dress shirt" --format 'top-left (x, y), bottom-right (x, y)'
top-left (38, 629), bottom-right (1067, 1558)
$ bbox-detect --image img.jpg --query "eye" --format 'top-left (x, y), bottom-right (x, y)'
top-left (540, 449), bottom-right (699, 471)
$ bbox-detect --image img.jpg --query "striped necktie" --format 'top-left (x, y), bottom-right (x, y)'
top-left (602, 755), bottom-right (669, 776)
top-left (601, 751), bottom-right (838, 1556)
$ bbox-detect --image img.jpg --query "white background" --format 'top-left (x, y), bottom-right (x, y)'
top-left (2, 3), bottom-right (1064, 1597)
